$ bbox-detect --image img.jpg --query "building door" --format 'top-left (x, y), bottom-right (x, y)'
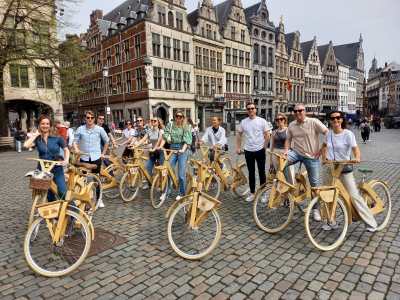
top-left (156, 106), bottom-right (168, 125)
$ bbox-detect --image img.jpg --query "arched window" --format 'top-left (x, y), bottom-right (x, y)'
top-left (261, 31), bottom-right (266, 39)
top-left (168, 11), bottom-right (174, 27)
top-left (254, 29), bottom-right (259, 37)
top-left (253, 44), bottom-right (259, 64)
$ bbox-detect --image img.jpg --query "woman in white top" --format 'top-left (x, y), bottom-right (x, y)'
top-left (143, 118), bottom-right (164, 176)
top-left (118, 121), bottom-right (135, 159)
top-left (322, 110), bottom-right (377, 232)
top-left (200, 116), bottom-right (227, 162)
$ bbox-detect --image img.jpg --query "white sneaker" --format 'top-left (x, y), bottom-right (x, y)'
top-left (160, 192), bottom-right (167, 203)
top-left (142, 182), bottom-right (149, 190)
top-left (98, 199), bottom-right (105, 208)
top-left (313, 209), bottom-right (321, 221)
top-left (261, 193), bottom-right (268, 204)
top-left (322, 222), bottom-right (338, 231)
top-left (245, 194), bottom-right (254, 202)
top-left (176, 195), bottom-right (182, 201)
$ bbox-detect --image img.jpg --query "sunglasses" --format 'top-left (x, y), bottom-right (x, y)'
top-left (275, 118), bottom-right (285, 121)
top-left (137, 119), bottom-right (143, 122)
top-left (86, 116), bottom-right (95, 120)
top-left (176, 115), bottom-right (183, 118)
top-left (293, 109), bottom-right (304, 113)
top-left (151, 120), bottom-right (158, 123)
top-left (98, 117), bottom-right (104, 119)
top-left (247, 107), bottom-right (256, 111)
top-left (330, 116), bottom-right (342, 121)
top-left (127, 123), bottom-right (132, 125)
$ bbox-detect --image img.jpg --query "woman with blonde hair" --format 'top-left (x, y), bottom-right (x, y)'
top-left (24, 115), bottom-right (70, 201)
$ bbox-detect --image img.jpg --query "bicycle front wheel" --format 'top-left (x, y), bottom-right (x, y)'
top-left (85, 174), bottom-right (102, 210)
top-left (101, 165), bottom-right (124, 199)
top-left (150, 174), bottom-right (168, 208)
top-left (233, 165), bottom-right (249, 197)
top-left (167, 199), bottom-right (221, 260)
top-left (204, 173), bottom-right (221, 199)
top-left (305, 196), bottom-right (349, 251)
top-left (253, 183), bottom-right (294, 233)
top-left (119, 172), bottom-right (140, 202)
top-left (24, 209), bottom-right (91, 277)
top-left (363, 181), bottom-right (391, 231)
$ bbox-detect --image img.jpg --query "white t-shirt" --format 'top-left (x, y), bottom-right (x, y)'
top-left (201, 126), bottom-right (227, 146)
top-left (238, 116), bottom-right (273, 152)
top-left (326, 129), bottom-right (357, 161)
top-left (123, 128), bottom-right (135, 139)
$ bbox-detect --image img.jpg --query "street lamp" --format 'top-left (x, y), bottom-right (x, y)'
top-left (102, 66), bottom-right (110, 123)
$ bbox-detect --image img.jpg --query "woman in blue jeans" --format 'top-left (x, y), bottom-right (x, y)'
top-left (161, 111), bottom-right (192, 200)
top-left (24, 115), bottom-right (70, 201)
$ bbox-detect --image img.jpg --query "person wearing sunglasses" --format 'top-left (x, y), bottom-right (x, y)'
top-left (73, 110), bottom-right (110, 207)
top-left (130, 117), bottom-right (148, 147)
top-left (284, 103), bottom-right (328, 221)
top-left (119, 121), bottom-right (135, 159)
top-left (161, 111), bottom-right (192, 200)
top-left (236, 102), bottom-right (273, 202)
top-left (140, 118), bottom-right (165, 176)
top-left (321, 111), bottom-right (377, 232)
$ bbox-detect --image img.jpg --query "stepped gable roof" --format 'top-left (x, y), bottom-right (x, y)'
top-left (215, 0), bottom-right (233, 30)
top-left (285, 32), bottom-right (296, 55)
top-left (244, 2), bottom-right (260, 24)
top-left (301, 40), bottom-right (313, 63)
top-left (333, 42), bottom-right (360, 69)
top-left (187, 9), bottom-right (199, 27)
top-left (317, 44), bottom-right (330, 64)
top-left (103, 0), bottom-right (150, 23)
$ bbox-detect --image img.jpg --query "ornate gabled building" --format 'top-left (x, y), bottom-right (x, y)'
top-left (274, 17), bottom-right (289, 115)
top-left (336, 58), bottom-right (350, 112)
top-left (301, 36), bottom-right (322, 113)
top-left (77, 0), bottom-right (195, 124)
top-left (244, 0), bottom-right (275, 121)
top-left (285, 31), bottom-right (304, 110)
top-left (215, 0), bottom-right (252, 127)
top-left (333, 34), bottom-right (365, 112)
top-left (318, 41), bottom-right (338, 112)
top-left (366, 57), bottom-right (382, 115)
top-left (188, 0), bottom-right (225, 130)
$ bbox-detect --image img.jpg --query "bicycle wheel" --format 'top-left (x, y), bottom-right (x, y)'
top-left (28, 191), bottom-right (46, 228)
top-left (101, 165), bottom-right (124, 199)
top-left (219, 157), bottom-right (234, 186)
top-left (119, 172), bottom-right (140, 202)
top-left (363, 181), bottom-right (391, 231)
top-left (233, 165), bottom-right (249, 197)
top-left (167, 198), bottom-right (221, 260)
top-left (84, 174), bottom-right (102, 210)
top-left (24, 209), bottom-right (91, 277)
top-left (253, 183), bottom-right (294, 233)
top-left (150, 174), bottom-right (168, 208)
top-left (305, 196), bottom-right (349, 251)
top-left (203, 173), bottom-right (221, 199)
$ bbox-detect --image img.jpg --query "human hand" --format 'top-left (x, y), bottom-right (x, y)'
top-left (236, 148), bottom-right (242, 155)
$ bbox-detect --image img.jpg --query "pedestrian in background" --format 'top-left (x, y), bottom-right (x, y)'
top-left (188, 118), bottom-right (199, 154)
top-left (15, 129), bottom-right (26, 153)
top-left (360, 118), bottom-right (370, 143)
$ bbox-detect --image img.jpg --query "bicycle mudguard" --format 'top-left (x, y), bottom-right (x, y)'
top-left (69, 205), bottom-right (95, 240)
top-left (165, 194), bottom-right (194, 219)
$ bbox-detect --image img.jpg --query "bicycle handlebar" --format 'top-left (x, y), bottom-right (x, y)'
top-left (323, 160), bottom-right (360, 165)
top-left (27, 158), bottom-right (63, 166)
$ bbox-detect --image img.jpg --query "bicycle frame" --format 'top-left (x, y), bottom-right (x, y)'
top-left (154, 149), bottom-right (180, 191)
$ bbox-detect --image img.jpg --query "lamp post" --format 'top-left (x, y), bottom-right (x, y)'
top-left (102, 66), bottom-right (110, 123)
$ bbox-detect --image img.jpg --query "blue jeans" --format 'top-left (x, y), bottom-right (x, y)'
top-left (169, 150), bottom-right (189, 196)
top-left (286, 150), bottom-right (320, 187)
top-left (146, 151), bottom-right (164, 176)
top-left (48, 166), bottom-right (67, 201)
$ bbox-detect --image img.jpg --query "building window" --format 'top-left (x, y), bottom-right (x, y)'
top-left (261, 46), bottom-right (266, 66)
top-left (152, 33), bottom-right (161, 57)
top-left (183, 42), bottom-right (189, 63)
top-left (231, 26), bottom-right (235, 40)
top-left (254, 44), bottom-right (259, 64)
top-left (206, 24), bottom-right (212, 39)
top-left (10, 64), bottom-right (29, 88)
top-left (153, 67), bottom-right (162, 89)
top-left (226, 47), bottom-right (231, 65)
top-left (233, 74), bottom-right (238, 93)
top-left (35, 67), bottom-right (53, 89)
top-left (134, 35), bottom-right (141, 58)
top-left (196, 75), bottom-right (202, 96)
top-left (116, 74), bottom-right (122, 94)
top-left (136, 68), bottom-right (143, 90)
top-left (168, 11), bottom-right (174, 27)
top-left (245, 76), bottom-right (250, 94)
top-left (239, 75), bottom-right (244, 93)
top-left (174, 70), bottom-right (181, 91)
top-left (125, 71), bottom-right (131, 93)
top-left (204, 76), bottom-right (210, 96)
top-left (176, 12), bottom-right (183, 30)
top-left (217, 52), bottom-right (222, 71)
top-left (115, 44), bottom-right (121, 64)
top-left (106, 48), bottom-right (112, 66)
top-left (163, 36), bottom-right (171, 59)
top-left (195, 46), bottom-right (202, 68)
top-left (210, 50), bottom-right (216, 70)
top-left (268, 72), bottom-right (273, 91)
top-left (226, 73), bottom-right (231, 92)
top-left (245, 52), bottom-right (250, 68)
top-left (123, 39), bottom-right (130, 61)
top-left (261, 72), bottom-right (266, 90)
top-left (241, 30), bottom-right (245, 42)
top-left (158, 8), bottom-right (166, 25)
top-left (164, 68), bottom-right (172, 90)
top-left (239, 50), bottom-right (244, 67)
top-left (253, 71), bottom-right (259, 90)
top-left (183, 72), bottom-right (190, 92)
top-left (211, 77), bottom-right (216, 95)
top-left (173, 39), bottom-right (181, 61)
top-left (232, 49), bottom-right (238, 66)
top-left (217, 78), bottom-right (223, 94)
top-left (203, 48), bottom-right (209, 69)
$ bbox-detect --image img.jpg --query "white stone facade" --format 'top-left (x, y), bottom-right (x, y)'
top-left (337, 63), bottom-right (349, 112)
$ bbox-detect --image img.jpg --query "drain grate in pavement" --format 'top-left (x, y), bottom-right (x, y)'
top-left (64, 227), bottom-right (127, 263)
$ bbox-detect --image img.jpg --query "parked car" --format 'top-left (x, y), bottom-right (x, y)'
top-left (384, 115), bottom-right (400, 129)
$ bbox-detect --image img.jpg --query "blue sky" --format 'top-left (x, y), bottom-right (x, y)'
top-left (61, 0), bottom-right (400, 74)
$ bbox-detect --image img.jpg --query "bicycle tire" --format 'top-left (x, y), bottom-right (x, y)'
top-left (84, 174), bottom-right (103, 210)
top-left (304, 196), bottom-right (349, 251)
top-left (253, 183), bottom-right (294, 233)
top-left (102, 165), bottom-right (124, 199)
top-left (203, 173), bottom-right (221, 199)
top-left (167, 199), bottom-right (221, 260)
top-left (119, 172), bottom-right (140, 202)
top-left (24, 209), bottom-right (91, 277)
top-left (233, 165), bottom-right (249, 197)
top-left (150, 174), bottom-right (168, 208)
top-left (363, 181), bottom-right (391, 231)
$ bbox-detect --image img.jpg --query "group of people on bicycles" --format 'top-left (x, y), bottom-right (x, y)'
top-left (25, 101), bottom-right (377, 232)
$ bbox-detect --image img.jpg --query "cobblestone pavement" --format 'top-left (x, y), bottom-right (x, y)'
top-left (1, 128), bottom-right (400, 300)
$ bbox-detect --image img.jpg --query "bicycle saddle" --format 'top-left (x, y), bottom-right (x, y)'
top-left (358, 168), bottom-right (373, 174)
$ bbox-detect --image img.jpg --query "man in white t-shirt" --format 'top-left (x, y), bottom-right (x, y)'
top-left (236, 102), bottom-right (273, 202)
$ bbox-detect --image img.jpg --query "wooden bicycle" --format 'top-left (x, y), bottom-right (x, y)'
top-left (305, 160), bottom-right (391, 251)
top-left (198, 146), bottom-right (249, 197)
top-left (24, 158), bottom-right (94, 277)
top-left (119, 146), bottom-right (152, 202)
top-left (253, 150), bottom-right (311, 233)
top-left (99, 146), bottom-right (125, 200)
top-left (166, 159), bottom-right (222, 260)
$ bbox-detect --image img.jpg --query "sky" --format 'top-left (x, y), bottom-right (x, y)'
top-left (61, 0), bottom-right (400, 74)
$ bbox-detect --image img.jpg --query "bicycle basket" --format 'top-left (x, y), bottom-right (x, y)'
top-left (36, 201), bottom-right (63, 219)
top-left (30, 177), bottom-right (52, 190)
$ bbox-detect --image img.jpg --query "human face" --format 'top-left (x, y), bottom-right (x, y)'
top-left (211, 117), bottom-right (220, 128)
top-left (97, 116), bottom-right (104, 125)
top-left (293, 106), bottom-right (305, 122)
top-left (329, 113), bottom-right (343, 130)
top-left (86, 114), bottom-right (95, 126)
top-left (275, 116), bottom-right (286, 128)
top-left (246, 105), bottom-right (256, 117)
top-left (136, 118), bottom-right (144, 128)
top-left (39, 118), bottom-right (50, 134)
top-left (151, 119), bottom-right (158, 128)
top-left (126, 122), bottom-right (132, 129)
top-left (175, 114), bottom-right (184, 124)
